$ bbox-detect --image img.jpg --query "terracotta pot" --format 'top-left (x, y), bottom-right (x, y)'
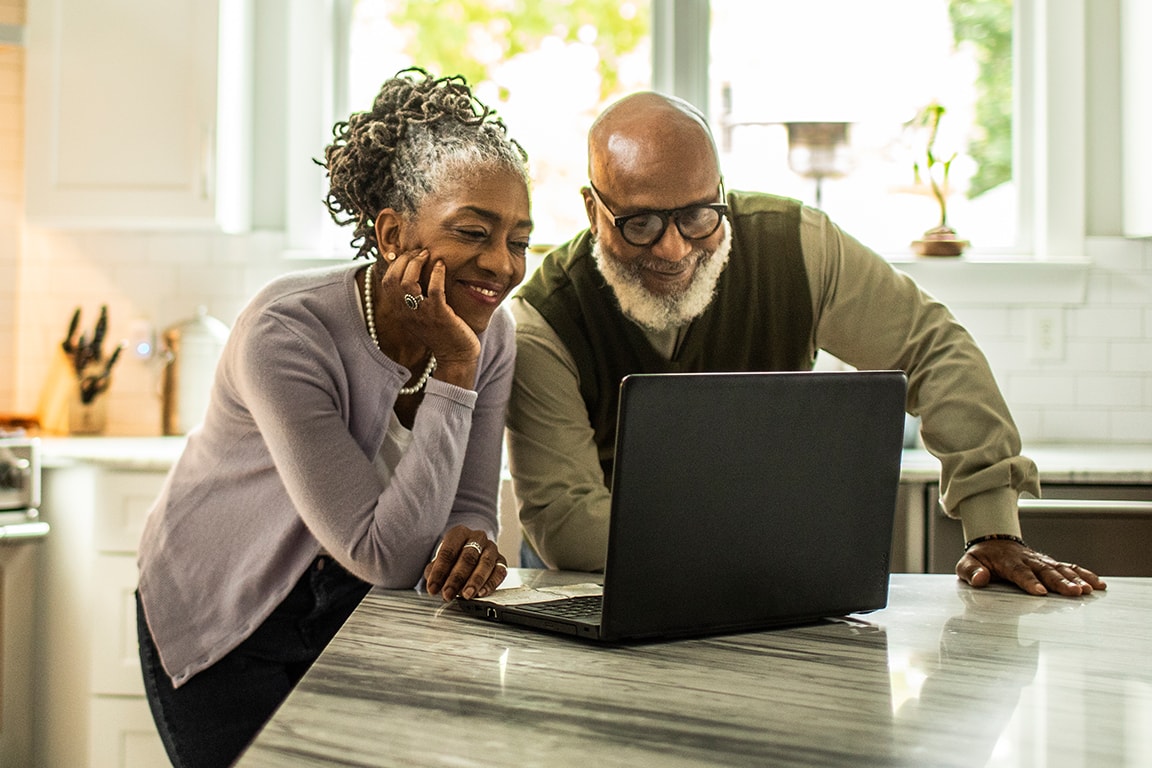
top-left (911, 224), bottom-right (969, 257)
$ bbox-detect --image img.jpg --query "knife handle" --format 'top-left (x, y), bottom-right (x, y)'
top-left (91, 305), bottom-right (108, 360)
top-left (62, 307), bottom-right (81, 353)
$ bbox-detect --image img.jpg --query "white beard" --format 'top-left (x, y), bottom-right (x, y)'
top-left (592, 223), bottom-right (732, 333)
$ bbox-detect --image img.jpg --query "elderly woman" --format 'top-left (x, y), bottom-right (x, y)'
top-left (136, 69), bottom-right (532, 768)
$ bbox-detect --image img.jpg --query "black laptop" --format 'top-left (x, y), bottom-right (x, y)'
top-left (458, 370), bottom-right (908, 642)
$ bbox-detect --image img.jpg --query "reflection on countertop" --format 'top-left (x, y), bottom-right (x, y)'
top-left (238, 571), bottom-right (1152, 768)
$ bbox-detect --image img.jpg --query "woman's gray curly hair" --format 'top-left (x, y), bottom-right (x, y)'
top-left (321, 67), bottom-right (530, 260)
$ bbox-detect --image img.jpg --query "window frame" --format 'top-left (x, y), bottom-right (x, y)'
top-left (285, 0), bottom-right (1097, 300)
top-left (655, 0), bottom-right (1088, 264)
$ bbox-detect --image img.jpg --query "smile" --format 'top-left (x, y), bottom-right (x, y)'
top-left (644, 264), bottom-right (692, 276)
top-left (641, 260), bottom-right (697, 283)
top-left (459, 280), bottom-right (506, 303)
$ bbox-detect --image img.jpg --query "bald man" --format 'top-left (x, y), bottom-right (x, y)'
top-left (507, 92), bottom-right (1104, 598)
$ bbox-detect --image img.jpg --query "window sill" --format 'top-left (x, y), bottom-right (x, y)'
top-left (884, 255), bottom-right (1091, 306)
top-left (282, 244), bottom-right (1093, 308)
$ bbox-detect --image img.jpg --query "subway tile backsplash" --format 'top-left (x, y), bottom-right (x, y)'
top-left (3, 227), bottom-right (1149, 443)
top-left (9, 226), bottom-right (332, 435)
top-left (950, 237), bottom-right (1152, 444)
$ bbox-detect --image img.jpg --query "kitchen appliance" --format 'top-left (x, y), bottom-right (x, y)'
top-left (161, 306), bottom-right (230, 435)
top-left (0, 435), bottom-right (48, 766)
top-left (0, 437), bottom-right (44, 532)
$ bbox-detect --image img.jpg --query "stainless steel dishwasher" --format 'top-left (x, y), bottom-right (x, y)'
top-left (0, 436), bottom-right (49, 766)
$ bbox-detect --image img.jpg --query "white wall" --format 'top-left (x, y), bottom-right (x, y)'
top-left (7, 227), bottom-right (1150, 442)
top-left (12, 227), bottom-right (314, 435)
top-left (946, 238), bottom-right (1152, 444)
top-left (0, 9), bottom-right (23, 413)
top-left (1, 0), bottom-right (1150, 442)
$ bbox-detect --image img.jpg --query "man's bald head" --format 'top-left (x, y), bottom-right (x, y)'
top-left (587, 92), bottom-right (721, 194)
top-left (580, 92), bottom-right (731, 332)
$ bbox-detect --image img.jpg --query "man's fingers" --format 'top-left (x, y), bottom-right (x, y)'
top-left (956, 552), bottom-right (992, 588)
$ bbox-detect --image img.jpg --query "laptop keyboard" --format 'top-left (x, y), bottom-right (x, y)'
top-left (527, 595), bottom-right (603, 619)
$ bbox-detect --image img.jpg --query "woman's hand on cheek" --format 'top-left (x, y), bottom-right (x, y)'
top-left (378, 250), bottom-right (481, 382)
top-left (421, 260), bottom-right (481, 388)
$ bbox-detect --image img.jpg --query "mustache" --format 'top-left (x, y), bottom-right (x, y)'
top-left (591, 223), bottom-right (732, 334)
top-left (622, 250), bottom-right (709, 277)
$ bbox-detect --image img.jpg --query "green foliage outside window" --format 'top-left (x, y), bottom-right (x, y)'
top-left (376, 0), bottom-right (1010, 204)
top-left (949, 0), bottom-right (1013, 199)
top-left (378, 0), bottom-right (649, 101)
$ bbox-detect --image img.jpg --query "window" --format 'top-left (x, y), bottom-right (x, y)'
top-left (710, 0), bottom-right (1017, 255)
top-left (290, 0), bottom-right (1084, 264)
top-left (342, 0), bottom-right (651, 247)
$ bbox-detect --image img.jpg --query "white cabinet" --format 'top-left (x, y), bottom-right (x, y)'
top-left (23, 0), bottom-right (251, 230)
top-left (90, 554), bottom-right (146, 696)
top-left (1122, 0), bottom-right (1152, 236)
top-left (34, 464), bottom-right (169, 768)
top-left (89, 698), bottom-right (170, 768)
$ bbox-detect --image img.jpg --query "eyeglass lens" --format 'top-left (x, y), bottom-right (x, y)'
top-left (622, 207), bottom-right (723, 246)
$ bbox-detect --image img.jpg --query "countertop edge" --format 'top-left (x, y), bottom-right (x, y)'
top-left (30, 437), bottom-right (1152, 482)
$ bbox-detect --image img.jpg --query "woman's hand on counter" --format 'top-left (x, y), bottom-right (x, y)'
top-left (957, 540), bottom-right (1107, 597)
top-left (423, 525), bottom-right (508, 602)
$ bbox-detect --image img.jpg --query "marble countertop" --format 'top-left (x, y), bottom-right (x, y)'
top-left (238, 570), bottom-right (1152, 768)
top-left (35, 435), bottom-right (188, 470)
top-left (900, 445), bottom-right (1152, 484)
top-left (30, 436), bottom-right (1152, 483)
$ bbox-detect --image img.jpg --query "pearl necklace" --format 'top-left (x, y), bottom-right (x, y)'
top-left (363, 262), bottom-right (437, 396)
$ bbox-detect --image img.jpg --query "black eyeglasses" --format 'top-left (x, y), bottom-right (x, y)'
top-left (588, 181), bottom-right (728, 247)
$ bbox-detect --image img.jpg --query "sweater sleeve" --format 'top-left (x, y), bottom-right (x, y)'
top-left (439, 308), bottom-right (513, 545)
top-left (800, 206), bottom-right (1039, 542)
top-left (232, 307), bottom-right (478, 588)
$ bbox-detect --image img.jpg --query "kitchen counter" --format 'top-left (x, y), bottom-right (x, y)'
top-left (238, 570), bottom-right (1152, 767)
top-left (31, 436), bottom-right (1152, 481)
top-left (36, 435), bottom-right (187, 471)
top-left (899, 444), bottom-right (1152, 484)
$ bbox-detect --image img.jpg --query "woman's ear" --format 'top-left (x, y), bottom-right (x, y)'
top-left (374, 209), bottom-right (404, 254)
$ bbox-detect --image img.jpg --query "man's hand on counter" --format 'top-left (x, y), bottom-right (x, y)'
top-left (957, 540), bottom-right (1107, 597)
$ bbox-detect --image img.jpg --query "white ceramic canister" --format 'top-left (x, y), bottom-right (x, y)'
top-left (161, 306), bottom-right (230, 435)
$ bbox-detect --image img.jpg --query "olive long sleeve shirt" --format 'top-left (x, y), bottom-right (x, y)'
top-left (507, 202), bottom-right (1038, 571)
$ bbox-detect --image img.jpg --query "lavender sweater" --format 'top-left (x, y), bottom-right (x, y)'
top-left (138, 263), bottom-right (510, 687)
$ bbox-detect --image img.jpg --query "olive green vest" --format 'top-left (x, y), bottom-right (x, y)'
top-left (518, 191), bottom-right (814, 483)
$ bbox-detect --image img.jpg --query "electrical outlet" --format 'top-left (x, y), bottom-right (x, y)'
top-left (127, 318), bottom-right (157, 360)
top-left (1027, 308), bottom-right (1064, 362)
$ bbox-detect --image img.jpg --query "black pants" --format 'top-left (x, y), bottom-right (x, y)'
top-left (137, 556), bottom-right (371, 768)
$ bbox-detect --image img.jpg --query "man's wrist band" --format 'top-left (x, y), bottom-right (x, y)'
top-left (964, 533), bottom-right (1027, 550)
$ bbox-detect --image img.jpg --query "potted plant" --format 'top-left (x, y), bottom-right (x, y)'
top-left (909, 102), bottom-right (969, 257)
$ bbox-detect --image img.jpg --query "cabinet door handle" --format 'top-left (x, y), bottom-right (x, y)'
top-left (0, 521), bottom-right (51, 541)
top-left (200, 125), bottom-right (215, 201)
top-left (1019, 499), bottom-right (1152, 516)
